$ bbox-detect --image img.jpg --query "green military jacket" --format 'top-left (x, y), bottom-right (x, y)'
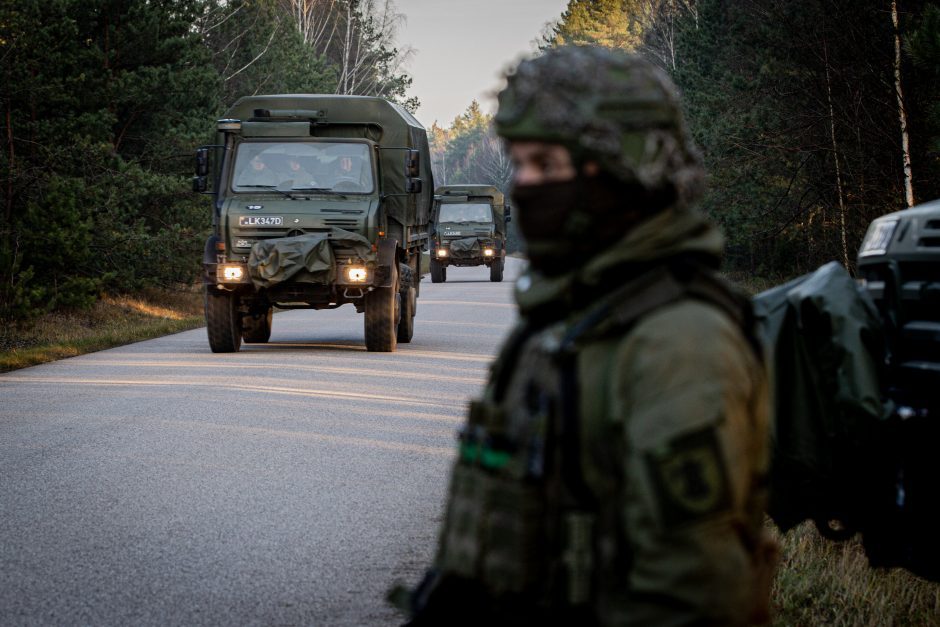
top-left (430, 207), bottom-right (771, 626)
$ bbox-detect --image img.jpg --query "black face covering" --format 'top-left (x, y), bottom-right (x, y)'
top-left (511, 172), bottom-right (651, 276)
top-left (511, 179), bottom-right (581, 276)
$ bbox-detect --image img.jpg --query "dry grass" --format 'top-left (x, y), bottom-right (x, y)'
top-left (0, 288), bottom-right (204, 372)
top-left (771, 522), bottom-right (940, 626)
top-left (726, 271), bottom-right (784, 296)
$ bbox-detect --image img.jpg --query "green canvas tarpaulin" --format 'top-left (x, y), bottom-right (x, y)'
top-left (247, 229), bottom-right (372, 289)
top-left (449, 237), bottom-right (481, 258)
top-left (753, 261), bottom-right (889, 531)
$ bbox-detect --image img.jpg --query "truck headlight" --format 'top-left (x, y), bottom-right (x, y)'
top-left (483, 248), bottom-right (495, 257)
top-left (345, 266), bottom-right (369, 282)
top-left (436, 249), bottom-right (448, 258)
top-left (217, 263), bottom-right (248, 282)
top-left (859, 218), bottom-right (898, 257)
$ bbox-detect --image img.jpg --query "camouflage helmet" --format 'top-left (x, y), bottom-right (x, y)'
top-left (495, 46), bottom-right (704, 205)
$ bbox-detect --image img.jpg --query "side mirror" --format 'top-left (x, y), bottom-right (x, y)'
top-left (406, 178), bottom-right (423, 194)
top-left (404, 149), bottom-right (420, 177)
top-left (195, 147), bottom-right (210, 177)
top-left (192, 176), bottom-right (208, 193)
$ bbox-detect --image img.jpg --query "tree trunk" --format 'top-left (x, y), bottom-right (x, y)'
top-left (824, 41), bottom-right (850, 270)
top-left (892, 0), bottom-right (915, 207)
top-left (5, 104), bottom-right (13, 225)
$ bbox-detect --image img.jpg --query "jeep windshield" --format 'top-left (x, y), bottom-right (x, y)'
top-left (232, 141), bottom-right (374, 194)
top-left (438, 202), bottom-right (493, 223)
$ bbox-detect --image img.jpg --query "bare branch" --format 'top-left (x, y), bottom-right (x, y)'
top-left (224, 20), bottom-right (280, 82)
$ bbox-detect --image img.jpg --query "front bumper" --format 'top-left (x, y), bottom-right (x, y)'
top-left (433, 239), bottom-right (501, 267)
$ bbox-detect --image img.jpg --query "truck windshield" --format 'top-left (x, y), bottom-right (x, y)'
top-left (438, 202), bottom-right (493, 223)
top-left (232, 141), bottom-right (374, 194)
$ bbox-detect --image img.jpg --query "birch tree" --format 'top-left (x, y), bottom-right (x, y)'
top-left (638, 0), bottom-right (698, 70)
top-left (892, 0), bottom-right (915, 207)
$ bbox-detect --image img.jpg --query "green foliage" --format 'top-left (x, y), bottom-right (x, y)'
top-left (539, 0), bottom-right (940, 278)
top-left (653, 0), bottom-right (940, 277)
top-left (1, 0), bottom-right (219, 319)
top-left (550, 0), bottom-right (645, 49)
top-left (0, 0), bottom-right (415, 321)
top-left (204, 0), bottom-right (335, 106)
top-left (906, 3), bottom-right (940, 174)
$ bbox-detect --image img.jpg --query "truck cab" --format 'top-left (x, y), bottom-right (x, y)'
top-left (429, 185), bottom-right (510, 283)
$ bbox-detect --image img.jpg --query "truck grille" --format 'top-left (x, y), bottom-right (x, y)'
top-left (323, 219), bottom-right (359, 230)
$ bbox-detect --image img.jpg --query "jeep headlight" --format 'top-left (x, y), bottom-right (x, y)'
top-left (436, 249), bottom-right (448, 258)
top-left (483, 248), bottom-right (495, 257)
top-left (345, 265), bottom-right (369, 282)
top-left (859, 218), bottom-right (898, 257)
top-left (217, 263), bottom-right (248, 283)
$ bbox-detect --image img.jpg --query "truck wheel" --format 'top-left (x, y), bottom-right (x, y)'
top-left (490, 258), bottom-right (504, 282)
top-left (397, 285), bottom-right (416, 343)
top-left (205, 290), bottom-right (242, 353)
top-left (430, 258), bottom-right (444, 283)
top-left (242, 306), bottom-right (273, 343)
top-left (364, 270), bottom-right (400, 352)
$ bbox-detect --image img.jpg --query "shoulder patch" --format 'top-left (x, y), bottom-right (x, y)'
top-left (645, 426), bottom-right (732, 528)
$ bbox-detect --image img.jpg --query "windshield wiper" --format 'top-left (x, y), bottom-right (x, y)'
top-left (238, 185), bottom-right (300, 200)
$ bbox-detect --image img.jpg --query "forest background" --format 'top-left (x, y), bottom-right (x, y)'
top-left (2, 0), bottom-right (940, 322)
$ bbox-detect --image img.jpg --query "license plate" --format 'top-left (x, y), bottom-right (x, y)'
top-left (239, 216), bottom-right (283, 226)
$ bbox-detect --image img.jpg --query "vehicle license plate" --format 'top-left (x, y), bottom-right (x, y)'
top-left (239, 216), bottom-right (283, 226)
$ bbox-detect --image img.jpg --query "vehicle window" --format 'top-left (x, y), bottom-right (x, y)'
top-left (437, 203), bottom-right (493, 223)
top-left (232, 141), bottom-right (374, 193)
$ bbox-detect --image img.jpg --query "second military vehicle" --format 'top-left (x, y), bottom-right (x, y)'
top-left (193, 95), bottom-right (433, 353)
top-left (429, 185), bottom-right (510, 283)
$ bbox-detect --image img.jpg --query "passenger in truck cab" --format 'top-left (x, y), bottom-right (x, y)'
top-left (285, 157), bottom-right (319, 188)
top-left (238, 153), bottom-right (279, 188)
top-left (327, 155), bottom-right (368, 191)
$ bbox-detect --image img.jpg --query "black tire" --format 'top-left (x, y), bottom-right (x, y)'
top-left (490, 258), bottom-right (504, 282)
top-left (397, 285), bottom-right (416, 343)
top-left (364, 269), bottom-right (400, 352)
top-left (442, 266), bottom-right (447, 282)
top-left (430, 258), bottom-right (444, 283)
top-left (242, 306), bottom-right (273, 343)
top-left (205, 290), bottom-right (241, 353)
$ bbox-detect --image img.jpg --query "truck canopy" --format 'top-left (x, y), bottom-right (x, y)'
top-left (434, 184), bottom-right (506, 235)
top-left (224, 94), bottom-right (433, 234)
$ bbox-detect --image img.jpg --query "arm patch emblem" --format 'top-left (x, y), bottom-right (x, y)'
top-left (645, 426), bottom-right (732, 528)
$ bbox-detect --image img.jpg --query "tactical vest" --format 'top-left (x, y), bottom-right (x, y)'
top-left (433, 260), bottom-right (760, 619)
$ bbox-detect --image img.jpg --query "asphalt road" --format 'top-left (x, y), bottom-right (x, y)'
top-left (0, 258), bottom-right (523, 626)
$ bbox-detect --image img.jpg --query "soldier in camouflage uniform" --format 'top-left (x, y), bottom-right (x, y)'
top-left (400, 46), bottom-right (774, 626)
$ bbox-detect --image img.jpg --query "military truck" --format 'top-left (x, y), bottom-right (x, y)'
top-left (193, 95), bottom-right (433, 352)
top-left (429, 185), bottom-right (510, 283)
